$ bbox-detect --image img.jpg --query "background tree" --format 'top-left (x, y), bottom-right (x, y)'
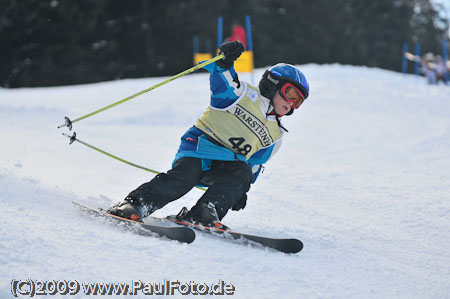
top-left (0, 0), bottom-right (447, 87)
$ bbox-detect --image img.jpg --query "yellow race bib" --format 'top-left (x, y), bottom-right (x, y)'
top-left (195, 83), bottom-right (283, 159)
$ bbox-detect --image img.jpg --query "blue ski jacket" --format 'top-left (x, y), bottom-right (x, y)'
top-left (173, 62), bottom-right (283, 183)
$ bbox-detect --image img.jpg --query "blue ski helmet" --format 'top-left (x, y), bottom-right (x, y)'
top-left (259, 63), bottom-right (309, 102)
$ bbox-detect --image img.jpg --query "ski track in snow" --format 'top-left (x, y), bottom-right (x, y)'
top-left (1, 64), bottom-right (450, 298)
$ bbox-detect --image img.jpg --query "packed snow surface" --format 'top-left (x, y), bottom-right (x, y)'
top-left (1, 64), bottom-right (449, 298)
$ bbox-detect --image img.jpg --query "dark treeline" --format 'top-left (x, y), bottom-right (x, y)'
top-left (1, 0), bottom-right (448, 87)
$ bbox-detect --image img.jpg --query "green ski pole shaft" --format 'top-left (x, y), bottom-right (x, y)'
top-left (58, 54), bottom-right (225, 130)
top-left (63, 132), bottom-right (159, 174)
top-left (62, 133), bottom-right (207, 191)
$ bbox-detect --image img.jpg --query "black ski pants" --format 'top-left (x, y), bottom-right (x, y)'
top-left (125, 157), bottom-right (252, 220)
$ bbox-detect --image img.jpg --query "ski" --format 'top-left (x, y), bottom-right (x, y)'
top-left (72, 202), bottom-right (195, 244)
top-left (165, 214), bottom-right (303, 254)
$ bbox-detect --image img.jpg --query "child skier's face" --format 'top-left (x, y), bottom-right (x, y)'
top-left (273, 83), bottom-right (305, 116)
top-left (273, 91), bottom-right (295, 116)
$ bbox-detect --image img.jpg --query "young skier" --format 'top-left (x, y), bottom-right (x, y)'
top-left (108, 41), bottom-right (310, 227)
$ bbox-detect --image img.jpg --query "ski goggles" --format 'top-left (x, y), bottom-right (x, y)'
top-left (279, 82), bottom-right (305, 109)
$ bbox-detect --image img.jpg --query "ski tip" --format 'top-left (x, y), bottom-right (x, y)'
top-left (180, 228), bottom-right (196, 244)
top-left (276, 238), bottom-right (303, 254)
top-left (289, 239), bottom-right (303, 254)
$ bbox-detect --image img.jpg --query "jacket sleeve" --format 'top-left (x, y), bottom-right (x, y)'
top-left (202, 62), bottom-right (245, 109)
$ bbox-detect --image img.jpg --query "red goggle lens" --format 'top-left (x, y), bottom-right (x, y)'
top-left (280, 83), bottom-right (305, 109)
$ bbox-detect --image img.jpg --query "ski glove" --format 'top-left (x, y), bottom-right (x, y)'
top-left (231, 193), bottom-right (247, 211)
top-left (216, 41), bottom-right (245, 69)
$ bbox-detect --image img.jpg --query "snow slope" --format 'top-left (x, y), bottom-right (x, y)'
top-left (1, 64), bottom-right (449, 298)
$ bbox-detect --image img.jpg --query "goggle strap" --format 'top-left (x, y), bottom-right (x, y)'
top-left (266, 71), bottom-right (280, 85)
top-left (265, 71), bottom-right (305, 100)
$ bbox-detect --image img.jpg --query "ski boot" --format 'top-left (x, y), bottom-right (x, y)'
top-left (177, 202), bottom-right (229, 230)
top-left (107, 197), bottom-right (143, 222)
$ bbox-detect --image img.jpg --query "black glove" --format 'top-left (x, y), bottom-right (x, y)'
top-left (216, 41), bottom-right (245, 69)
top-left (231, 193), bottom-right (247, 211)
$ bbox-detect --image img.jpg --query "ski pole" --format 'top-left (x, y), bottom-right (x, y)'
top-left (62, 132), bottom-right (207, 191)
top-left (58, 54), bottom-right (225, 130)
